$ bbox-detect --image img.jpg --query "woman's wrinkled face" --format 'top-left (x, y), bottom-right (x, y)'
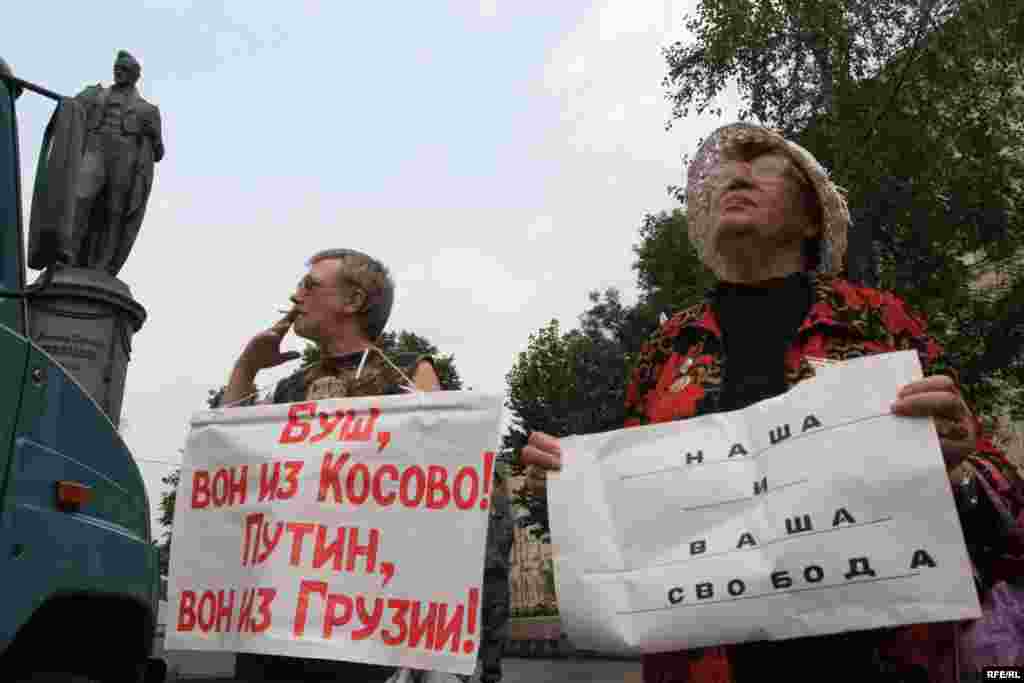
top-left (706, 149), bottom-right (818, 255)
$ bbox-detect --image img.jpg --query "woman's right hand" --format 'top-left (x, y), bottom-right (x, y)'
top-left (520, 431), bottom-right (563, 471)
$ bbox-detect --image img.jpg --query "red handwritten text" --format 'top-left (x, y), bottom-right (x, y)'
top-left (177, 587), bottom-right (277, 634)
top-left (279, 403), bottom-right (387, 447)
top-left (293, 581), bottom-right (480, 654)
top-left (191, 466), bottom-right (249, 509)
top-left (258, 460), bottom-right (304, 502)
top-left (241, 515), bottom-right (393, 583)
top-left (317, 451), bottom-right (496, 512)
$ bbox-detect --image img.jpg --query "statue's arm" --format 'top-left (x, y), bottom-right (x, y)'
top-left (74, 83), bottom-right (101, 101)
top-left (149, 106), bottom-right (164, 162)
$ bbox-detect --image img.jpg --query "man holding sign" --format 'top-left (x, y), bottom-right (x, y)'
top-left (208, 249), bottom-right (511, 682)
top-left (522, 123), bottom-right (1024, 681)
top-left (222, 248), bottom-right (442, 407)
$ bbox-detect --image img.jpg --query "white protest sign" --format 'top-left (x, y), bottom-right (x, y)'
top-left (166, 391), bottom-right (503, 676)
top-left (549, 351), bottom-right (980, 655)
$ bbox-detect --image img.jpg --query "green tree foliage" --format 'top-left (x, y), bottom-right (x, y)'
top-left (505, 311), bottom-right (632, 541)
top-left (156, 329), bottom-right (462, 568)
top-left (662, 0), bottom-right (1024, 421)
top-left (157, 466), bottom-right (179, 541)
top-left (633, 210), bottom-right (717, 325)
top-left (154, 457), bottom-right (182, 575)
top-left (505, 211), bottom-right (715, 540)
top-left (301, 329), bottom-right (463, 391)
top-left (542, 558), bottom-right (557, 599)
top-left (664, 0), bottom-right (969, 134)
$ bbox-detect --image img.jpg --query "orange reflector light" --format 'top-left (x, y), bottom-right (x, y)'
top-left (56, 480), bottom-right (92, 511)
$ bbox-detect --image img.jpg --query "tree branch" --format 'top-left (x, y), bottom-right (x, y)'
top-left (964, 282), bottom-right (1024, 382)
top-left (860, 0), bottom-right (939, 145)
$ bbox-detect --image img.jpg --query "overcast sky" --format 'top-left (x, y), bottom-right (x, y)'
top-left (6, 0), bottom-right (739, 534)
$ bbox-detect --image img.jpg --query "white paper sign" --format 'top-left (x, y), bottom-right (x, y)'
top-left (166, 391), bottom-right (504, 675)
top-left (549, 351), bottom-right (980, 655)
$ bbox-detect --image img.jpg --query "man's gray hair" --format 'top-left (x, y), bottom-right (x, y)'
top-left (308, 249), bottom-right (395, 340)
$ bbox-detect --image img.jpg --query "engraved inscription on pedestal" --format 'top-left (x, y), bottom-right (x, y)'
top-left (27, 268), bottom-right (145, 425)
top-left (36, 332), bottom-right (106, 371)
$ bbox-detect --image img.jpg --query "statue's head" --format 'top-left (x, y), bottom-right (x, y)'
top-left (113, 50), bottom-right (141, 87)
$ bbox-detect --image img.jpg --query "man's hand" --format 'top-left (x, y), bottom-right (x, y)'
top-left (891, 374), bottom-right (977, 469)
top-left (239, 313), bottom-right (302, 373)
top-left (520, 431), bottom-right (562, 471)
top-left (412, 360), bottom-right (441, 392)
top-left (222, 314), bottom-right (301, 407)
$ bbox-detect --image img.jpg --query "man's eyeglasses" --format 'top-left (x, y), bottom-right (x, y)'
top-left (297, 274), bottom-right (335, 292)
top-left (296, 275), bottom-right (367, 307)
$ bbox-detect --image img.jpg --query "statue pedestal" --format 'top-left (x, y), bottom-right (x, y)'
top-left (26, 267), bottom-right (146, 426)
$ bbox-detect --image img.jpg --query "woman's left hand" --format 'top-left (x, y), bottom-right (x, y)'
top-left (891, 374), bottom-right (977, 469)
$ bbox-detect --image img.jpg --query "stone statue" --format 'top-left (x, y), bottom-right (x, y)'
top-left (71, 50), bottom-right (164, 276)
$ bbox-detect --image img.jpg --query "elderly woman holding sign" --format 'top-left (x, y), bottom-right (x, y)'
top-left (521, 122), bottom-right (1024, 681)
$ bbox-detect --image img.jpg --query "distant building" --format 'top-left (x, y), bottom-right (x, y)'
top-left (507, 474), bottom-right (558, 616)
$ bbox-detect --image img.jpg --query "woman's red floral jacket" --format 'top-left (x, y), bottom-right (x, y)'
top-left (624, 274), bottom-right (1024, 682)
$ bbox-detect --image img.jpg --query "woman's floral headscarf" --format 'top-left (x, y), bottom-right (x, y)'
top-left (685, 122), bottom-right (850, 275)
